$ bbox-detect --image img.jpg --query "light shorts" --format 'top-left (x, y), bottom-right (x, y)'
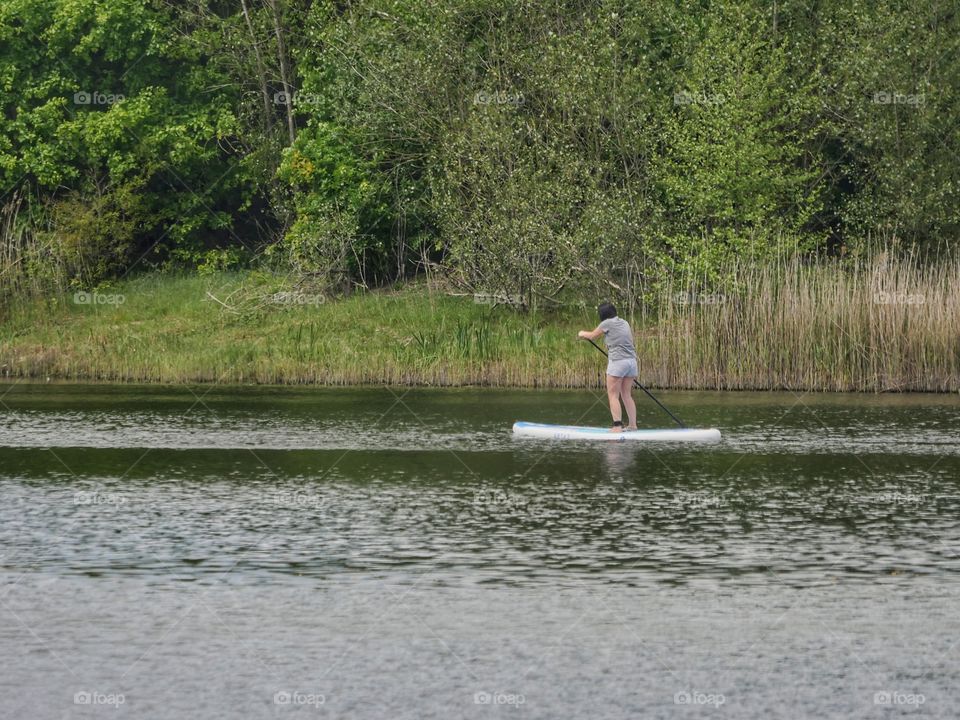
top-left (607, 358), bottom-right (638, 378)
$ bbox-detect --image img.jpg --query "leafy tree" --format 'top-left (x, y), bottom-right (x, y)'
top-left (0, 0), bottom-right (272, 288)
top-left (652, 1), bottom-right (825, 281)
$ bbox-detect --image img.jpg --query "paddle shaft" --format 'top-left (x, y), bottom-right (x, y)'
top-left (585, 338), bottom-right (686, 428)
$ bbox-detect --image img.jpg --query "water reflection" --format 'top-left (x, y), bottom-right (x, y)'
top-left (599, 443), bottom-right (640, 477)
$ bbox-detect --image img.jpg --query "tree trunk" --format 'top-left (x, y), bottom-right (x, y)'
top-left (266, 0), bottom-right (297, 144)
top-left (240, 0), bottom-right (272, 132)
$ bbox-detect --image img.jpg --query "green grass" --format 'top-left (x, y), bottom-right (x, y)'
top-left (2, 259), bottom-right (959, 391)
top-left (0, 274), bottom-right (601, 387)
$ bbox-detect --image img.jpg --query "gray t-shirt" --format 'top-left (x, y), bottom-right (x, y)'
top-left (598, 317), bottom-right (636, 361)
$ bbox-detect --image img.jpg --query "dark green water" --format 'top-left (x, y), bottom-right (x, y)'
top-left (1, 384), bottom-right (959, 718)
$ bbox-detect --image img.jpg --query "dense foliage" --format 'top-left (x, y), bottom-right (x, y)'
top-left (2, 0), bottom-right (957, 305)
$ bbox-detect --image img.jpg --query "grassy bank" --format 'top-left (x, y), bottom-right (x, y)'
top-left (1, 259), bottom-right (958, 391)
top-left (0, 274), bottom-right (599, 387)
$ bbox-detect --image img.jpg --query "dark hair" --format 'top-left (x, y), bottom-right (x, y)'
top-left (598, 302), bottom-right (617, 321)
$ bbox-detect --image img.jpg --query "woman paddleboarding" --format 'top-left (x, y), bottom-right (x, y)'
top-left (578, 302), bottom-right (638, 433)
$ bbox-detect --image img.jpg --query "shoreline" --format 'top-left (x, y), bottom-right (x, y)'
top-left (2, 374), bottom-right (959, 395)
top-left (3, 269), bottom-right (959, 394)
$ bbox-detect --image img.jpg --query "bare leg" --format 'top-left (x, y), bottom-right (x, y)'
top-left (606, 374), bottom-right (623, 431)
top-left (620, 376), bottom-right (637, 429)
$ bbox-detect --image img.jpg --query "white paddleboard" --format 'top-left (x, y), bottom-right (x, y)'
top-left (512, 421), bottom-right (721, 443)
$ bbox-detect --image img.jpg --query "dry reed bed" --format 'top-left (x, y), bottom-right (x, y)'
top-left (644, 258), bottom-right (960, 391)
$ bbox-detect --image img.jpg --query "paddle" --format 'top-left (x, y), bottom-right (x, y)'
top-left (584, 338), bottom-right (686, 428)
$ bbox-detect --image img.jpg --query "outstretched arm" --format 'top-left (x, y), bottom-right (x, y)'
top-left (577, 326), bottom-right (605, 341)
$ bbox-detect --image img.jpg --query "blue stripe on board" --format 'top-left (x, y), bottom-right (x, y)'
top-left (514, 422), bottom-right (697, 435)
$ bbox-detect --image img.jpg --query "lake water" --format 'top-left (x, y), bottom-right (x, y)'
top-left (1, 383), bottom-right (959, 718)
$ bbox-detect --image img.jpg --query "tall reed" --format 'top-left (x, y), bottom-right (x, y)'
top-left (1, 191), bottom-right (68, 303)
top-left (644, 255), bottom-right (960, 391)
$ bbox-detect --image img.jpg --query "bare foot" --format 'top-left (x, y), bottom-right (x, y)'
top-left (610, 425), bottom-right (624, 433)
top-left (626, 425), bottom-right (638, 431)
